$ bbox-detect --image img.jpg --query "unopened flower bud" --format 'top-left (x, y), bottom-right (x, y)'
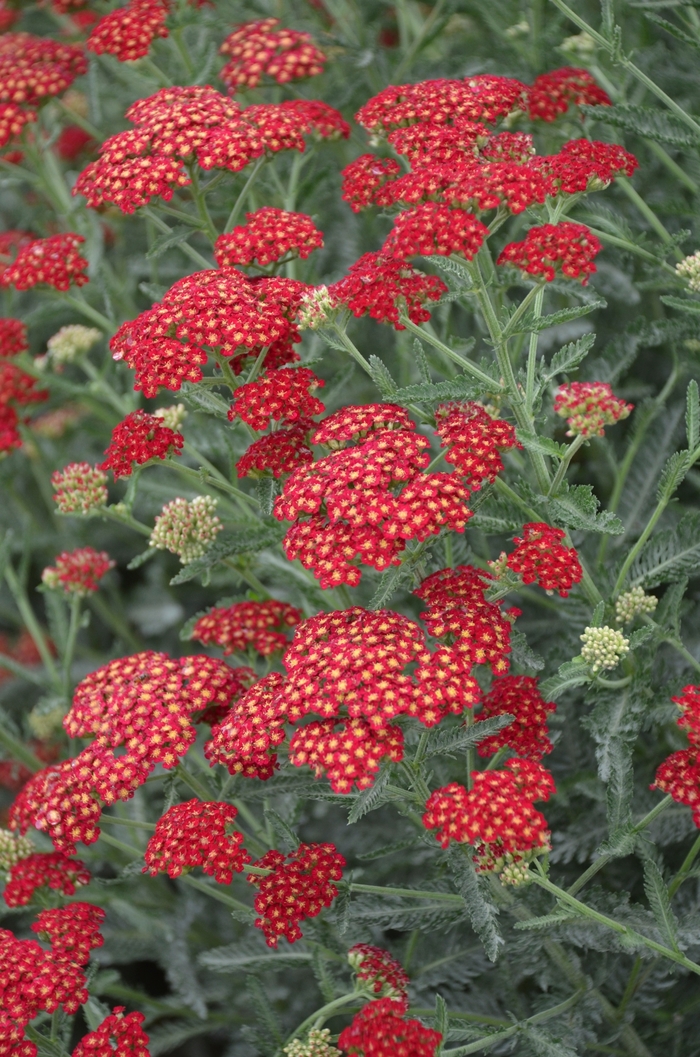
top-left (46, 325), bottom-right (101, 365)
top-left (615, 586), bottom-right (658, 625)
top-left (283, 1028), bottom-right (340, 1057)
top-left (580, 625), bottom-right (630, 672)
top-left (554, 382), bottom-right (633, 438)
top-left (150, 495), bottom-right (222, 563)
top-left (0, 828), bottom-right (33, 877)
top-left (559, 31), bottom-right (597, 61)
top-left (298, 286), bottom-right (336, 330)
top-left (676, 250), bottom-right (700, 293)
top-left (154, 404), bottom-right (187, 431)
top-left (42, 547), bottom-right (115, 596)
top-left (28, 699), bottom-right (66, 740)
top-left (51, 463), bottom-right (109, 515)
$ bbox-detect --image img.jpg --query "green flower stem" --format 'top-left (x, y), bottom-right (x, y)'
top-left (171, 26), bottom-right (195, 80)
top-left (283, 149), bottom-right (308, 213)
top-left (616, 178), bottom-right (682, 256)
top-left (80, 360), bottom-right (132, 415)
top-left (567, 794), bottom-right (674, 897)
top-left (3, 563), bottom-right (59, 685)
top-left (141, 207), bottom-right (212, 269)
top-left (330, 323), bottom-right (374, 375)
top-left (222, 560), bottom-right (271, 598)
top-left (531, 871), bottom-right (700, 976)
top-left (411, 1007), bottom-right (509, 1028)
top-left (668, 832), bottom-right (700, 898)
top-left (660, 634), bottom-right (700, 676)
top-left (440, 989), bottom-right (585, 1057)
top-left (155, 203), bottom-right (206, 228)
top-left (492, 476), bottom-right (541, 521)
top-left (178, 762), bottom-right (215, 800)
top-left (98, 831), bottom-right (143, 858)
top-left (60, 294), bottom-right (113, 332)
top-left (280, 992), bottom-right (362, 1051)
top-left (165, 459), bottom-right (260, 513)
top-left (179, 873), bottom-right (255, 914)
top-left (646, 140), bottom-right (699, 195)
top-left (349, 882), bottom-right (461, 903)
top-left (225, 157), bottom-right (266, 233)
top-left (583, 226), bottom-right (678, 277)
top-left (102, 507), bottom-right (152, 538)
top-left (138, 56), bottom-right (173, 87)
top-left (53, 97), bottom-right (103, 142)
top-left (501, 282), bottom-right (544, 344)
top-left (188, 168), bottom-right (219, 244)
top-left (0, 723), bottom-right (43, 772)
top-left (547, 0), bottom-right (700, 137)
top-left (0, 652), bottom-right (49, 686)
top-left (399, 316), bottom-right (502, 389)
top-left (547, 434), bottom-right (587, 497)
top-left (61, 594), bottom-right (82, 698)
top-left (524, 286), bottom-right (545, 411)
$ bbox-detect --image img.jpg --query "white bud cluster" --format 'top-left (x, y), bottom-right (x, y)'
top-left (297, 286), bottom-right (336, 330)
top-left (580, 625), bottom-right (630, 672)
top-left (559, 31), bottom-right (597, 61)
top-left (283, 1029), bottom-right (340, 1057)
top-left (150, 496), bottom-right (223, 564)
top-left (46, 325), bottom-right (102, 365)
top-left (500, 859), bottom-right (531, 886)
top-left (676, 250), bottom-right (700, 293)
top-left (0, 828), bottom-right (33, 877)
top-left (29, 700), bottom-right (66, 740)
top-left (505, 20), bottom-right (529, 38)
top-left (615, 586), bottom-right (658, 625)
top-left (154, 404), bottom-right (187, 431)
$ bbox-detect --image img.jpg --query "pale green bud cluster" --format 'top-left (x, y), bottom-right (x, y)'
top-left (499, 859), bottom-right (532, 886)
top-left (298, 286), bottom-right (336, 330)
top-left (29, 700), bottom-right (66, 740)
top-left (283, 1029), bottom-right (340, 1057)
top-left (615, 586), bottom-right (658, 625)
top-left (559, 31), bottom-right (597, 61)
top-left (580, 625), bottom-right (630, 672)
top-left (46, 325), bottom-right (102, 365)
top-left (505, 19), bottom-right (529, 38)
top-left (154, 404), bottom-right (187, 431)
top-left (52, 462), bottom-right (109, 516)
top-left (150, 496), bottom-right (223, 564)
top-left (676, 251), bottom-right (700, 293)
top-left (0, 828), bottom-right (33, 877)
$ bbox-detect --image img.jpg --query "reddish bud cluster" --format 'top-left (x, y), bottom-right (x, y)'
top-left (497, 222), bottom-right (602, 284)
top-left (248, 842), bottom-right (345, 946)
top-left (383, 203), bottom-right (487, 260)
top-left (219, 18), bottom-right (326, 91)
top-left (41, 547), bottom-right (115, 595)
top-left (0, 234), bottom-right (88, 292)
top-left (237, 421), bottom-right (314, 478)
top-left (338, 998), bottom-right (442, 1057)
top-left (348, 944), bottom-right (409, 998)
top-left (229, 367), bottom-right (325, 430)
top-left (55, 125), bottom-right (94, 161)
top-left (327, 252), bottom-right (446, 329)
top-left (214, 208), bottom-right (323, 267)
top-left (0, 33), bottom-right (86, 106)
top-left (100, 410), bottom-right (183, 478)
top-left (436, 402), bottom-right (519, 490)
top-left (3, 851), bottom-right (90, 907)
top-left (192, 599), bottom-right (301, 657)
top-left (72, 1008), bottom-right (150, 1057)
top-left (0, 318), bottom-right (27, 358)
top-left (554, 381), bottom-right (633, 437)
top-left (87, 0), bottom-right (169, 62)
top-left (144, 799), bottom-right (250, 883)
top-left (476, 675), bottom-right (555, 761)
top-left (506, 523), bottom-right (583, 597)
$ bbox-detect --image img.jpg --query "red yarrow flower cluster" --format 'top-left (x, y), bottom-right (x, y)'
top-left (214, 208), bottom-right (323, 267)
top-left (248, 843), bottom-right (344, 947)
top-left (0, 104), bottom-right (35, 152)
top-left (341, 155), bottom-right (401, 212)
top-left (0, 318), bottom-right (27, 358)
top-left (191, 599), bottom-right (301, 657)
top-left (32, 902), bottom-right (104, 964)
top-left (436, 402), bottom-right (519, 490)
top-left (219, 18), bottom-right (326, 92)
top-left (100, 410), bottom-right (183, 479)
top-left (348, 944), bottom-right (409, 998)
top-left (528, 66), bottom-right (611, 121)
top-left (228, 367), bottom-right (325, 430)
top-left (237, 421), bottom-right (314, 478)
top-left (355, 77), bottom-right (526, 135)
top-left (86, 0), bottom-right (169, 63)
top-left (0, 33), bottom-right (86, 106)
top-left (72, 1008), bottom-right (150, 1057)
top-left (476, 676), bottom-right (556, 761)
top-left (143, 799), bottom-right (250, 883)
top-left (0, 316), bottom-right (47, 455)
top-left (423, 761), bottom-right (555, 875)
top-left (415, 565), bottom-right (520, 675)
top-left (0, 234), bottom-right (88, 292)
top-left (41, 547), bottom-right (115, 596)
top-left (328, 252), bottom-right (446, 329)
top-left (554, 381), bottom-right (633, 437)
top-left (204, 672), bottom-right (287, 780)
top-left (338, 997), bottom-right (442, 1057)
top-left (312, 403), bottom-right (413, 447)
top-left (288, 716), bottom-right (405, 795)
top-left (383, 203), bottom-right (487, 260)
top-left (653, 686), bottom-right (700, 824)
top-left (497, 222), bottom-right (602, 284)
top-left (4, 852), bottom-right (91, 907)
top-left (506, 522), bottom-right (583, 597)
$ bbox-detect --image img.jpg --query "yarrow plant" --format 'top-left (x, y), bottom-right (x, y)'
top-left (1, 2), bottom-right (700, 1055)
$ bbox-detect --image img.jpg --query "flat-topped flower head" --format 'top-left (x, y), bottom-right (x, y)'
top-left (284, 1028), bottom-right (339, 1057)
top-left (87, 0), bottom-right (169, 62)
top-left (214, 208), bottom-right (323, 267)
top-left (32, 901), bottom-right (105, 964)
top-left (72, 1008), bottom-right (150, 1057)
top-left (615, 586), bottom-right (658, 625)
top-left (554, 381), bottom-right (633, 437)
top-left (677, 249), bottom-right (700, 292)
top-left (328, 252), bottom-right (447, 329)
top-left (0, 234), bottom-right (88, 291)
top-left (312, 404), bottom-right (414, 448)
top-left (383, 203), bottom-right (487, 260)
top-left (248, 842), bottom-right (345, 947)
top-left (653, 749), bottom-right (700, 826)
top-left (100, 410), bottom-right (183, 479)
top-left (671, 685), bottom-right (700, 747)
top-left (580, 625), bottom-right (630, 672)
top-left (229, 367), bottom-right (325, 431)
top-left (0, 33), bottom-right (86, 105)
top-left (45, 325), bottom-right (101, 366)
top-left (51, 463), bottom-right (108, 515)
top-left (506, 523), bottom-right (582, 596)
top-left (497, 222), bottom-right (602, 284)
top-left (204, 672), bottom-right (286, 779)
top-left (41, 547), bottom-right (115, 596)
top-left (289, 715), bottom-right (405, 793)
top-left (143, 799), bottom-right (250, 883)
top-left (4, 851), bottom-right (90, 907)
top-left (219, 18), bottom-right (326, 92)
top-left (192, 599), bottom-right (301, 657)
top-left (237, 421), bottom-right (314, 478)
top-left (527, 66), bottom-right (611, 121)
top-left (0, 317), bottom-right (27, 358)
top-left (341, 155), bottom-right (401, 213)
top-left (436, 402), bottom-right (519, 490)
top-left (476, 675), bottom-right (556, 761)
top-left (355, 76), bottom-right (527, 134)
top-left (348, 944), bottom-right (409, 998)
top-left (149, 495), bottom-right (222, 563)
top-left (338, 998), bottom-right (442, 1057)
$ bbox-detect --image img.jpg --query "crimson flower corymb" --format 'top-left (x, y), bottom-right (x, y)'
top-left (219, 18), bottom-right (326, 91)
top-left (41, 547), bottom-right (115, 596)
top-left (0, 33), bottom-right (86, 105)
top-left (72, 1008), bottom-right (150, 1057)
top-left (3, 851), bottom-right (90, 907)
top-left (214, 208), bottom-right (323, 267)
top-left (191, 599), bottom-right (301, 657)
top-left (237, 421), bottom-right (314, 478)
top-left (506, 523), bottom-right (582, 596)
top-left (205, 672), bottom-right (287, 780)
top-left (653, 686), bottom-right (700, 825)
top-left (348, 944), bottom-right (409, 998)
top-left (337, 997), bottom-right (442, 1057)
top-left (436, 402), bottom-right (520, 491)
top-left (228, 367), bottom-right (325, 431)
top-left (383, 203), bottom-right (488, 260)
top-left (497, 222), bottom-right (602, 284)
top-left (0, 234), bottom-right (89, 292)
top-left (327, 252), bottom-right (447, 329)
top-left (248, 842), bottom-right (345, 947)
top-left (554, 381), bottom-right (633, 437)
top-left (87, 0), bottom-right (169, 61)
top-left (143, 800), bottom-right (250, 883)
top-left (100, 410), bottom-right (183, 479)
top-left (476, 675), bottom-right (556, 761)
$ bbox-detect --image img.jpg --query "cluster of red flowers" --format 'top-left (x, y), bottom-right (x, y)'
top-left (383, 203), bottom-right (487, 260)
top-left (338, 998), bottom-right (442, 1057)
top-left (436, 402), bottom-right (519, 490)
top-left (497, 221), bottom-right (602, 284)
top-left (274, 404), bottom-right (471, 587)
top-left (554, 381), bottom-right (634, 437)
top-left (204, 672), bottom-right (286, 779)
top-left (476, 675), bottom-right (556, 761)
top-left (528, 66), bottom-right (611, 121)
top-left (0, 902), bottom-right (104, 1057)
top-left (0, 234), bottom-right (89, 292)
top-left (506, 522), bottom-right (583, 596)
top-left (100, 410), bottom-right (183, 478)
top-left (110, 267), bottom-right (310, 397)
top-left (219, 18), bottom-right (326, 91)
top-left (41, 547), bottom-right (115, 595)
top-left (348, 944), bottom-right (409, 998)
top-left (74, 84), bottom-right (349, 216)
top-left (423, 760), bottom-right (555, 874)
top-left (191, 599), bottom-right (301, 656)
top-left (87, 0), bottom-right (169, 63)
top-left (415, 565), bottom-right (520, 675)
top-left (3, 851), bottom-right (91, 907)
top-left (237, 420), bottom-right (315, 478)
top-left (10, 651), bottom-right (250, 850)
top-left (214, 208), bottom-right (323, 268)
top-left (0, 316), bottom-right (47, 454)
top-left (247, 842), bottom-right (344, 946)
top-left (654, 686), bottom-right (700, 824)
top-left (229, 367), bottom-right (325, 430)
top-left (72, 1008), bottom-right (150, 1057)
top-left (143, 799), bottom-right (250, 883)
top-left (327, 252), bottom-right (447, 329)
top-left (0, 104), bottom-right (35, 153)
top-left (0, 33), bottom-right (86, 106)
